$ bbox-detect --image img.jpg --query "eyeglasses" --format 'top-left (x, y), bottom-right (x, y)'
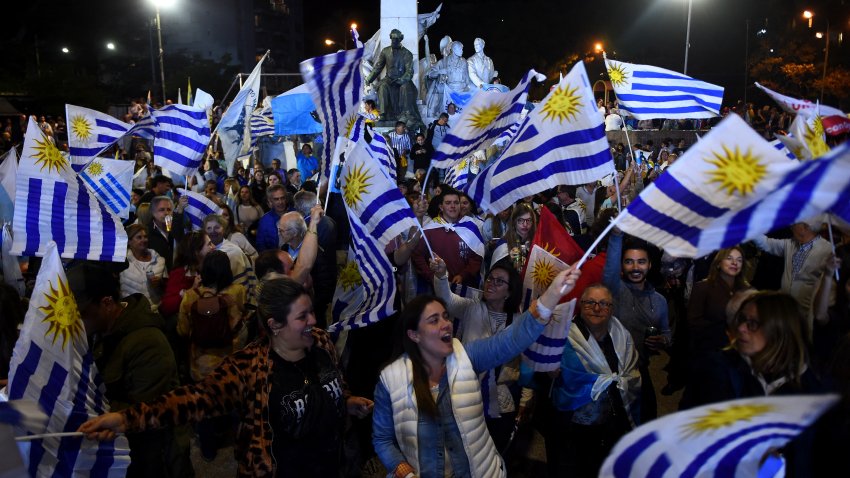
top-left (516, 218), bottom-right (532, 225)
top-left (580, 299), bottom-right (613, 310)
top-left (737, 316), bottom-right (761, 332)
top-left (485, 277), bottom-right (509, 287)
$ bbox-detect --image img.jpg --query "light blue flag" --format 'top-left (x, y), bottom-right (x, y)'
top-left (0, 147), bottom-right (17, 225)
top-left (432, 69), bottom-right (544, 167)
top-left (65, 105), bottom-right (132, 173)
top-left (338, 139), bottom-right (417, 244)
top-left (11, 117), bottom-right (127, 262)
top-left (151, 104), bottom-right (211, 177)
top-left (7, 241), bottom-right (131, 477)
top-left (78, 158), bottom-right (134, 219)
top-left (218, 53), bottom-right (267, 174)
top-left (468, 61), bottom-right (616, 214)
top-left (300, 47), bottom-right (364, 184)
top-left (271, 83), bottom-right (323, 136)
top-left (604, 55), bottom-right (724, 119)
top-left (599, 394), bottom-right (838, 478)
top-left (329, 219), bottom-right (397, 334)
top-left (177, 188), bottom-right (223, 230)
top-left (613, 114), bottom-right (850, 258)
top-left (443, 155), bottom-right (470, 190)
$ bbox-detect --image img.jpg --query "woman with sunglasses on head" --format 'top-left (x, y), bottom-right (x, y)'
top-left (429, 257), bottom-right (526, 450)
top-left (373, 266), bottom-right (581, 478)
top-left (680, 291), bottom-right (822, 410)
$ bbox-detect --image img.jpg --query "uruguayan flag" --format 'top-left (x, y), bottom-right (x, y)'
top-left (755, 82), bottom-right (845, 118)
top-left (450, 282), bottom-right (483, 300)
top-left (468, 61), bottom-right (615, 214)
top-left (788, 113), bottom-right (830, 159)
top-left (128, 113), bottom-right (156, 140)
top-left (79, 158), bottom-right (134, 219)
top-left (300, 47), bottom-right (364, 184)
top-left (11, 117), bottom-right (127, 262)
top-left (443, 155), bottom-right (471, 190)
top-left (7, 241), bottom-right (131, 477)
top-left (614, 114), bottom-right (850, 258)
top-left (367, 132), bottom-right (398, 183)
top-left (339, 140), bottom-right (417, 244)
top-left (605, 56), bottom-right (724, 119)
top-left (432, 69), bottom-right (544, 168)
top-left (329, 219), bottom-right (397, 334)
top-left (523, 300), bottom-right (576, 372)
top-left (0, 147), bottom-right (17, 225)
top-left (65, 104), bottom-right (132, 173)
top-left (600, 394), bottom-right (838, 478)
top-left (218, 54), bottom-right (266, 174)
top-left (151, 104), bottom-right (211, 177)
top-left (249, 105), bottom-right (275, 147)
top-left (177, 188), bottom-right (222, 230)
top-left (770, 138), bottom-right (797, 160)
top-left (423, 216), bottom-right (486, 258)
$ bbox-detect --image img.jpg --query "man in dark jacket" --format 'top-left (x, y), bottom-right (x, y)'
top-left (290, 191), bottom-right (337, 328)
top-left (147, 195), bottom-right (188, 270)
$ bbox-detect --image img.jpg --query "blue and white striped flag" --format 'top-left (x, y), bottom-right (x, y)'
top-left (493, 120), bottom-right (520, 147)
top-left (432, 69), bottom-right (544, 167)
top-left (600, 394), bottom-right (838, 478)
top-left (614, 114), bottom-right (850, 258)
top-left (468, 61), bottom-right (616, 214)
top-left (366, 132), bottom-right (398, 183)
top-left (127, 113), bottom-right (156, 140)
top-left (177, 188), bottom-right (222, 230)
top-left (450, 282), bottom-right (483, 300)
top-left (605, 56), bottom-right (724, 119)
top-left (65, 104), bottom-right (132, 173)
top-left (443, 155), bottom-right (471, 190)
top-left (339, 139), bottom-right (417, 244)
top-left (79, 158), bottom-right (134, 219)
top-left (217, 53), bottom-right (266, 175)
top-left (329, 219), bottom-right (397, 334)
top-left (151, 104), bottom-right (211, 177)
top-left (7, 241), bottom-right (131, 477)
top-left (11, 117), bottom-right (127, 262)
top-left (249, 106), bottom-right (275, 147)
top-left (300, 47), bottom-right (364, 184)
top-left (769, 137), bottom-right (797, 160)
top-left (423, 216), bottom-right (486, 258)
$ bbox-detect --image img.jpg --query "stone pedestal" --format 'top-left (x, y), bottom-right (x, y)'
top-left (380, 1), bottom-right (419, 91)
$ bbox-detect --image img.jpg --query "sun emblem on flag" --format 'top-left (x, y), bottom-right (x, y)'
top-left (86, 160), bottom-right (104, 177)
top-left (705, 145), bottom-right (766, 197)
top-left (39, 275), bottom-right (84, 351)
top-left (70, 114), bottom-right (94, 145)
top-left (803, 116), bottom-right (829, 158)
top-left (606, 62), bottom-right (629, 87)
top-left (539, 242), bottom-right (561, 257)
top-left (467, 101), bottom-right (506, 130)
top-left (682, 403), bottom-right (774, 437)
top-left (540, 84), bottom-right (583, 123)
top-left (342, 162), bottom-right (373, 209)
top-left (338, 260), bottom-right (362, 291)
top-left (32, 135), bottom-right (68, 174)
top-left (531, 258), bottom-right (558, 291)
top-left (343, 113), bottom-right (358, 139)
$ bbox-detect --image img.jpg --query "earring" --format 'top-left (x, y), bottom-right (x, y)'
top-left (273, 330), bottom-right (279, 336)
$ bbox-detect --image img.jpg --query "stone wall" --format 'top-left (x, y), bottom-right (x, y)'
top-left (605, 129), bottom-right (708, 149)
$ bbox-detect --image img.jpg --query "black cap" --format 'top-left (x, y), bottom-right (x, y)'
top-left (66, 262), bottom-right (121, 310)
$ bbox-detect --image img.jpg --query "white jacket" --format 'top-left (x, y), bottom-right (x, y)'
top-left (120, 249), bottom-right (166, 310)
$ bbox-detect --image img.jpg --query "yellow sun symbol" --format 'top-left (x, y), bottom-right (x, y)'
top-left (87, 160), bottom-right (104, 177)
top-left (803, 116), bottom-right (829, 158)
top-left (32, 135), bottom-right (68, 174)
top-left (456, 158), bottom-right (468, 171)
top-left (682, 404), bottom-right (774, 438)
top-left (342, 162), bottom-right (373, 209)
top-left (343, 113), bottom-right (358, 139)
top-left (705, 145), bottom-right (766, 197)
top-left (38, 275), bottom-right (84, 351)
top-left (338, 260), bottom-right (362, 291)
top-left (70, 114), bottom-right (94, 145)
top-left (607, 62), bottom-right (629, 88)
top-left (540, 84), bottom-right (583, 123)
top-left (539, 242), bottom-right (561, 258)
top-left (531, 259), bottom-right (558, 291)
top-left (467, 101), bottom-right (506, 129)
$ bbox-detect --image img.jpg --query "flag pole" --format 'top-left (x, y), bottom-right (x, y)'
top-left (16, 432), bottom-right (85, 442)
top-left (422, 164), bottom-right (434, 198)
top-left (416, 222), bottom-right (436, 259)
top-left (613, 169), bottom-right (622, 212)
top-left (826, 214), bottom-right (840, 281)
top-left (560, 214), bottom-right (623, 293)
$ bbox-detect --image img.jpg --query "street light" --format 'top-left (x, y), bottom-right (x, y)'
top-left (324, 39), bottom-right (336, 47)
top-left (148, 0), bottom-right (176, 105)
top-left (803, 10), bottom-right (813, 28)
top-left (594, 42), bottom-right (604, 53)
top-left (345, 22), bottom-right (357, 50)
top-left (106, 42), bottom-right (115, 50)
top-left (683, 0), bottom-right (693, 74)
top-left (803, 10), bottom-right (830, 102)
top-left (61, 47), bottom-right (69, 54)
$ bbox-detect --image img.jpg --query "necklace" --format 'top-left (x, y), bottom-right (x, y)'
top-left (273, 346), bottom-right (309, 384)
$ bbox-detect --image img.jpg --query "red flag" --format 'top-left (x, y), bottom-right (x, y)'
top-left (532, 207), bottom-right (583, 264)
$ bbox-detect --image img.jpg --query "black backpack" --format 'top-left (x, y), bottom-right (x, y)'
top-left (190, 291), bottom-right (233, 348)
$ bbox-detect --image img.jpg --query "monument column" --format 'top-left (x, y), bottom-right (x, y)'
top-left (380, 0), bottom-right (419, 89)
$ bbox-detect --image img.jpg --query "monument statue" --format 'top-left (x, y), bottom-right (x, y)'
top-left (365, 28), bottom-right (423, 126)
top-left (444, 41), bottom-right (475, 93)
top-left (467, 37), bottom-right (498, 88)
top-left (419, 35), bottom-right (438, 102)
top-left (425, 36), bottom-right (458, 119)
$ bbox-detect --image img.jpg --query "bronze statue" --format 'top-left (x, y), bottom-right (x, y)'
top-left (365, 29), bottom-right (423, 127)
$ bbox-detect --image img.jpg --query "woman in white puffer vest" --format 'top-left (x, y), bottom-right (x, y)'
top-left (373, 267), bottom-right (581, 478)
top-left (120, 223), bottom-right (167, 312)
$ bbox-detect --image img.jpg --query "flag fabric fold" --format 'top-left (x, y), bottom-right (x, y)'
top-left (600, 394), bottom-right (839, 478)
top-left (79, 158), bottom-right (134, 219)
top-left (614, 114), bottom-right (850, 258)
top-left (468, 61), bottom-right (615, 214)
top-left (605, 56), bottom-right (724, 119)
top-left (0, 147), bottom-right (17, 225)
top-left (249, 105), bottom-right (275, 148)
top-left (443, 155), bottom-right (471, 190)
top-left (300, 48), bottom-right (364, 185)
top-left (177, 188), bottom-right (223, 230)
top-left (787, 113), bottom-right (830, 159)
top-left (65, 105), bottom-right (133, 173)
top-left (11, 117), bottom-right (127, 261)
top-left (431, 69), bottom-right (544, 168)
top-left (218, 53), bottom-right (266, 174)
top-left (7, 241), bottom-right (131, 476)
top-left (2, 223), bottom-right (24, 295)
top-left (755, 82), bottom-right (845, 118)
top-left (151, 104), bottom-right (211, 177)
top-left (423, 217), bottom-right (486, 258)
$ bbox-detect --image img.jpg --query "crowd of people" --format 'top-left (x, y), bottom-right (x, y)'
top-left (0, 98), bottom-right (849, 478)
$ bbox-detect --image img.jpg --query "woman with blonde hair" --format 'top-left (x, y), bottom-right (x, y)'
top-left (120, 223), bottom-right (167, 311)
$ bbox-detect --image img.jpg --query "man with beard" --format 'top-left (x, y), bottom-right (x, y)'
top-left (602, 229), bottom-right (670, 423)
